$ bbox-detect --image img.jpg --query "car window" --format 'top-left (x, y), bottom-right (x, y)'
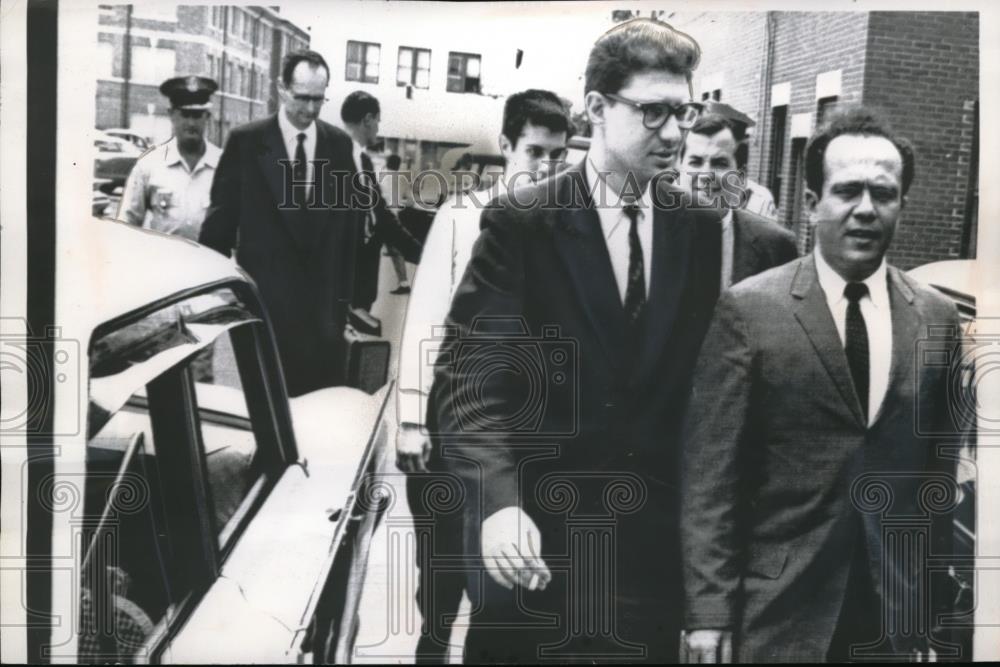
top-left (80, 284), bottom-right (292, 657)
top-left (193, 326), bottom-right (270, 550)
top-left (78, 392), bottom-right (181, 663)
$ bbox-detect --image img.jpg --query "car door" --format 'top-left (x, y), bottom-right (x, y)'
top-left (77, 282), bottom-right (387, 663)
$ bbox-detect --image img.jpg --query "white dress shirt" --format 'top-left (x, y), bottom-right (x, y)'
top-left (720, 209), bottom-right (735, 289)
top-left (813, 247), bottom-right (892, 425)
top-left (118, 137), bottom-right (221, 241)
top-left (277, 106), bottom-right (316, 198)
top-left (585, 160), bottom-right (653, 302)
top-left (396, 182), bottom-right (506, 426)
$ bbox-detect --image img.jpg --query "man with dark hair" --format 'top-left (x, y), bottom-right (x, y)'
top-left (396, 87), bottom-right (570, 663)
top-left (341, 91), bottom-right (421, 307)
top-left (200, 50), bottom-right (360, 396)
top-left (680, 107), bottom-right (958, 662)
top-left (430, 19), bottom-right (724, 662)
top-left (679, 112), bottom-right (797, 288)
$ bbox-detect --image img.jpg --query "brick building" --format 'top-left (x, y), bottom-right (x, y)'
top-left (96, 4), bottom-right (309, 147)
top-left (667, 10), bottom-right (979, 269)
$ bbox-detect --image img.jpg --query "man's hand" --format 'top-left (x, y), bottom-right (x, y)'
top-left (681, 629), bottom-right (733, 663)
top-left (481, 506), bottom-right (551, 591)
top-left (395, 422), bottom-right (431, 473)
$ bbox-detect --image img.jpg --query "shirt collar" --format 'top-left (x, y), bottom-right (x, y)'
top-left (277, 105), bottom-right (316, 146)
top-left (813, 246), bottom-right (890, 311)
top-left (585, 156), bottom-right (654, 240)
top-left (163, 137), bottom-right (220, 172)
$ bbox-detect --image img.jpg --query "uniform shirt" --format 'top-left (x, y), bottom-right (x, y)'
top-left (118, 137), bottom-right (221, 241)
top-left (814, 247), bottom-right (892, 425)
top-left (743, 179), bottom-right (778, 220)
top-left (277, 106), bottom-right (316, 198)
top-left (586, 159), bottom-right (653, 302)
top-left (396, 182), bottom-right (505, 426)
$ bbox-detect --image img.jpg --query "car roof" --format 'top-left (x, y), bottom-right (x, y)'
top-left (58, 219), bottom-right (248, 344)
top-left (907, 259), bottom-right (979, 300)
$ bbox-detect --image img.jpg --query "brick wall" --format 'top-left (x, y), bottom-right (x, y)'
top-left (673, 13), bottom-right (770, 181)
top-left (767, 11), bottom-right (870, 252)
top-left (863, 11), bottom-right (979, 269)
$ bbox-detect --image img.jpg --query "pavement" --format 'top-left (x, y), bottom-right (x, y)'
top-left (351, 254), bottom-right (469, 664)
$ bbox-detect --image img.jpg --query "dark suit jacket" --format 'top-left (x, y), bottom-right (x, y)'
top-left (731, 208), bottom-right (798, 285)
top-left (430, 162), bottom-right (724, 602)
top-left (352, 152), bottom-right (422, 311)
top-left (199, 115), bottom-right (359, 396)
top-left (680, 256), bottom-right (961, 661)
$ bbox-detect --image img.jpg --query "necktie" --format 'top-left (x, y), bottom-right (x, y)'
top-left (294, 132), bottom-right (307, 207)
top-left (844, 281), bottom-right (870, 422)
top-left (623, 204), bottom-right (646, 334)
top-left (360, 152), bottom-right (377, 240)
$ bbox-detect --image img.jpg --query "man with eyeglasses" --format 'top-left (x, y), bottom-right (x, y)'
top-left (429, 18), bottom-right (725, 663)
top-left (201, 50), bottom-right (361, 397)
top-left (119, 75), bottom-right (220, 242)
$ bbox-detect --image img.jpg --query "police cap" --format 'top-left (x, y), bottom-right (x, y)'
top-left (160, 75), bottom-right (218, 110)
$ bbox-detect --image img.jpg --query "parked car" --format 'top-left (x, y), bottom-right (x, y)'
top-left (14, 218), bottom-right (389, 663)
top-left (94, 130), bottom-right (142, 194)
top-left (104, 128), bottom-right (153, 152)
top-left (908, 258), bottom-right (979, 655)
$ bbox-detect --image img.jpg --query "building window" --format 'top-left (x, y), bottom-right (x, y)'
top-left (788, 137), bottom-right (808, 247)
top-left (98, 40), bottom-right (115, 79)
top-left (447, 52), bottom-right (481, 93)
top-left (346, 40), bottom-right (380, 83)
top-left (226, 62), bottom-right (234, 94)
top-left (816, 96), bottom-right (837, 127)
top-left (768, 105), bottom-right (788, 206)
top-left (243, 12), bottom-right (252, 42)
top-left (131, 45), bottom-right (176, 85)
top-left (397, 47), bottom-right (431, 89)
top-left (131, 4), bottom-right (177, 21)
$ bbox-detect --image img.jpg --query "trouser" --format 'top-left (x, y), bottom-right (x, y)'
top-left (461, 509), bottom-right (681, 664)
top-left (406, 471), bottom-right (467, 663)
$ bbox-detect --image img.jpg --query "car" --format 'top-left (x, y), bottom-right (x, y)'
top-left (104, 128), bottom-right (153, 152)
top-left (908, 258), bottom-right (979, 655)
top-left (9, 218), bottom-right (390, 663)
top-left (94, 130), bottom-right (143, 194)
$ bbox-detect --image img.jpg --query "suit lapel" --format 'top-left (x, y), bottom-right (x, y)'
top-left (731, 210), bottom-right (763, 285)
top-left (631, 205), bottom-right (694, 382)
top-left (552, 167), bottom-right (627, 368)
top-left (790, 256), bottom-right (867, 427)
top-left (874, 267), bottom-right (919, 424)
top-left (257, 115), bottom-right (324, 257)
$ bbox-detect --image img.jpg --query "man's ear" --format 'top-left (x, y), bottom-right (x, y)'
top-left (498, 132), bottom-right (513, 159)
top-left (583, 91), bottom-right (606, 126)
top-left (804, 188), bottom-right (820, 223)
top-left (900, 193), bottom-right (908, 210)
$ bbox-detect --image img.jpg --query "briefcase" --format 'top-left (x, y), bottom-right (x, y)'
top-left (343, 324), bottom-right (390, 394)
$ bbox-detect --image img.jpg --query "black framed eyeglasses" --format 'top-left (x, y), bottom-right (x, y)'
top-left (290, 93), bottom-right (329, 105)
top-left (604, 93), bottom-right (703, 130)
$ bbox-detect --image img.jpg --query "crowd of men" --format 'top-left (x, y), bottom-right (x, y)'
top-left (117, 17), bottom-right (964, 664)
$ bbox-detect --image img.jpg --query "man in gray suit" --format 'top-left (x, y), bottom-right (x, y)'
top-left (677, 111), bottom-right (798, 288)
top-left (680, 108), bottom-right (961, 662)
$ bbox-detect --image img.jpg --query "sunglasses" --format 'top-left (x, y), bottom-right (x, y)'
top-left (177, 109), bottom-right (209, 119)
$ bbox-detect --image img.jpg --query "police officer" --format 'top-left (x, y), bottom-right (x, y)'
top-left (118, 75), bottom-right (220, 241)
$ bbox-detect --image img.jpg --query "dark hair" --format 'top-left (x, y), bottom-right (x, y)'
top-left (585, 18), bottom-right (701, 95)
top-left (385, 154), bottom-right (402, 170)
top-left (281, 50), bottom-right (329, 86)
top-left (340, 90), bottom-right (381, 124)
top-left (502, 89), bottom-right (572, 147)
top-left (683, 112), bottom-right (749, 169)
top-left (805, 107), bottom-right (915, 196)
